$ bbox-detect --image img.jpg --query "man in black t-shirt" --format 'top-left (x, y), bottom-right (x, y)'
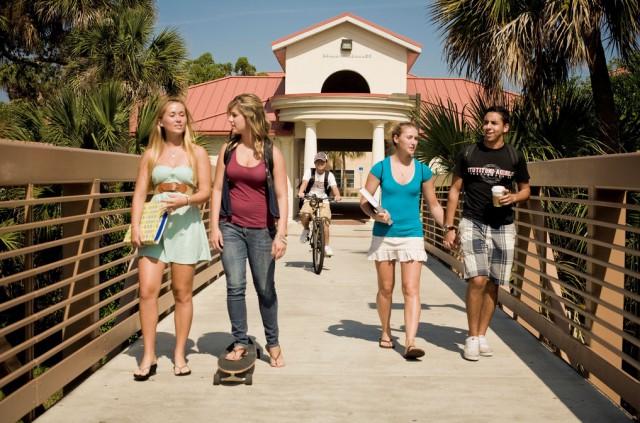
top-left (443, 106), bottom-right (530, 361)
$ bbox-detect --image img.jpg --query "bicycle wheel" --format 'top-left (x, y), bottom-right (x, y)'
top-left (311, 218), bottom-right (325, 274)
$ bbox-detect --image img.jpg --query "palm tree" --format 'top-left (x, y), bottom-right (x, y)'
top-left (133, 94), bottom-right (160, 151)
top-left (414, 99), bottom-right (477, 174)
top-left (327, 151), bottom-right (366, 195)
top-left (0, 0), bottom-right (153, 99)
top-left (66, 2), bottom-right (187, 102)
top-left (430, 0), bottom-right (640, 153)
top-left (415, 85), bottom-right (603, 169)
top-left (0, 82), bottom-right (131, 151)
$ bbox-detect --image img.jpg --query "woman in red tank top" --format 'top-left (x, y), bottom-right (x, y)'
top-left (209, 93), bottom-right (288, 367)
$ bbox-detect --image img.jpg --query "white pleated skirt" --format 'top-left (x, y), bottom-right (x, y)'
top-left (367, 236), bottom-right (427, 262)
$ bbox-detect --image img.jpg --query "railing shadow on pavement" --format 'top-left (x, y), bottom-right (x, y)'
top-left (424, 246), bottom-right (631, 422)
top-left (421, 153), bottom-right (640, 417)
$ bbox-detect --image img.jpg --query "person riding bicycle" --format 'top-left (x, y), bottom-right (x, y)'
top-left (297, 152), bottom-right (341, 257)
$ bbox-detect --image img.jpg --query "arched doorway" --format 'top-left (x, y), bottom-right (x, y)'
top-left (321, 70), bottom-right (370, 93)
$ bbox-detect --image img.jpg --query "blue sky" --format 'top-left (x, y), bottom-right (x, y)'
top-left (1, 1), bottom-right (448, 102)
top-left (156, 0), bottom-right (454, 78)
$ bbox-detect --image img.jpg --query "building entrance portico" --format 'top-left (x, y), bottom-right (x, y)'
top-left (271, 93), bottom-right (415, 180)
top-left (185, 12), bottom-right (499, 219)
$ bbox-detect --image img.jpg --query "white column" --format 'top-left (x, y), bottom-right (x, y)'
top-left (303, 120), bottom-right (319, 172)
top-left (370, 120), bottom-right (387, 201)
top-left (371, 120), bottom-right (386, 166)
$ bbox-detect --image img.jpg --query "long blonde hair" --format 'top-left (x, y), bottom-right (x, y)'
top-left (146, 97), bottom-right (198, 189)
top-left (226, 93), bottom-right (271, 158)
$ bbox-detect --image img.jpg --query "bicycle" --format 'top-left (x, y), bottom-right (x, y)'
top-left (302, 194), bottom-right (331, 274)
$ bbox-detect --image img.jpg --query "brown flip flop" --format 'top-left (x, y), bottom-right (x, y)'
top-left (378, 338), bottom-right (395, 349)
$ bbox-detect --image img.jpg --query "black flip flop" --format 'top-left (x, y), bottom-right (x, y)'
top-left (403, 346), bottom-right (425, 359)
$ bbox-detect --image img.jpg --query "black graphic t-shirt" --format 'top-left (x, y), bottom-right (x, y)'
top-left (453, 142), bottom-right (530, 227)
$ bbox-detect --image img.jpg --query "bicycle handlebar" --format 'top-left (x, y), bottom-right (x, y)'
top-left (302, 194), bottom-right (338, 202)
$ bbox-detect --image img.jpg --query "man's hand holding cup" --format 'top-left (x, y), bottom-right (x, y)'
top-left (492, 185), bottom-right (510, 207)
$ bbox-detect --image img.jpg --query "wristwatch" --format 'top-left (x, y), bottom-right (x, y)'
top-left (444, 225), bottom-right (458, 232)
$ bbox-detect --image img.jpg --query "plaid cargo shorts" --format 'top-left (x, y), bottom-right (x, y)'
top-left (458, 217), bottom-right (516, 286)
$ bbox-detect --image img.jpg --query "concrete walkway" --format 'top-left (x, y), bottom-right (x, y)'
top-left (39, 223), bottom-right (629, 422)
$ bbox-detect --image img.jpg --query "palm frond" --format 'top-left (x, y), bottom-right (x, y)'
top-left (87, 81), bottom-right (130, 151)
top-left (41, 88), bottom-right (87, 147)
top-left (414, 99), bottom-right (475, 173)
top-left (134, 94), bottom-right (159, 150)
top-left (0, 220), bottom-right (22, 251)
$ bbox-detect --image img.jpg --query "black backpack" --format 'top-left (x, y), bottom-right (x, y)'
top-left (298, 168), bottom-right (332, 208)
top-left (221, 140), bottom-right (279, 219)
top-left (224, 141), bottom-right (274, 174)
top-left (463, 142), bottom-right (518, 168)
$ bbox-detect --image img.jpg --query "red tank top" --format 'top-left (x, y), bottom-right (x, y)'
top-left (226, 150), bottom-right (273, 228)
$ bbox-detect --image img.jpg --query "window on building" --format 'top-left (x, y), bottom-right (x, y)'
top-left (321, 70), bottom-right (370, 93)
top-left (333, 170), bottom-right (355, 189)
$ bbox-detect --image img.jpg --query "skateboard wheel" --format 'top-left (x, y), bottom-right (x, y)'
top-left (213, 372), bottom-right (221, 385)
top-left (245, 373), bottom-right (253, 385)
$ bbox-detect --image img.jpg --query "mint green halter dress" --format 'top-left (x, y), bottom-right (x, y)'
top-left (138, 165), bottom-right (211, 264)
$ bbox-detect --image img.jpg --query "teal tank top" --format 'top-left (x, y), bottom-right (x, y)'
top-left (370, 157), bottom-right (432, 238)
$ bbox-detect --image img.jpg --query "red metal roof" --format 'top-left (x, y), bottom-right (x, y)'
top-left (408, 76), bottom-right (518, 118)
top-left (182, 74), bottom-right (518, 134)
top-left (186, 74), bottom-right (285, 135)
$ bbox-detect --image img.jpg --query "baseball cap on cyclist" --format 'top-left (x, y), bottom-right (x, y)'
top-left (314, 152), bottom-right (328, 162)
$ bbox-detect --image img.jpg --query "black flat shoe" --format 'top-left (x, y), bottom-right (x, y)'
top-left (403, 346), bottom-right (425, 360)
top-left (133, 363), bottom-right (157, 381)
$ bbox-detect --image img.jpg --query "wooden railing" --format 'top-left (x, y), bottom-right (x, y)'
top-left (423, 152), bottom-right (640, 415)
top-left (0, 140), bottom-right (223, 422)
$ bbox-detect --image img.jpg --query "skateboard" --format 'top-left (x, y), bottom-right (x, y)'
top-left (213, 338), bottom-right (259, 385)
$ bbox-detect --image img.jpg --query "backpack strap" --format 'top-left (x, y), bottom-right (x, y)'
top-left (225, 140), bottom-right (274, 173)
top-left (223, 141), bottom-right (238, 166)
top-left (505, 143), bottom-right (518, 168)
top-left (464, 142), bottom-right (518, 168)
top-left (304, 168), bottom-right (316, 195)
top-left (463, 142), bottom-right (479, 165)
top-left (323, 171), bottom-right (330, 195)
top-left (263, 139), bottom-right (274, 176)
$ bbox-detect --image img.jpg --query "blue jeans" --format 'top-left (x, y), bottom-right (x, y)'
top-left (220, 221), bottom-right (279, 348)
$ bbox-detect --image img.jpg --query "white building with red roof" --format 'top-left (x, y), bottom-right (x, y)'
top-left (187, 12), bottom-right (501, 215)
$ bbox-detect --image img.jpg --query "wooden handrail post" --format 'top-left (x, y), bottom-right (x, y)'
top-left (585, 187), bottom-right (626, 404)
top-left (61, 181), bottom-right (101, 360)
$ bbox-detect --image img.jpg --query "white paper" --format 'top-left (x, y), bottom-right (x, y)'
top-left (359, 188), bottom-right (393, 225)
top-left (359, 188), bottom-right (381, 212)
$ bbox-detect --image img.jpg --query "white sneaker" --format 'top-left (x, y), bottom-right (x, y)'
top-left (299, 229), bottom-right (309, 243)
top-left (478, 335), bottom-right (493, 357)
top-left (324, 245), bottom-right (333, 257)
top-left (463, 336), bottom-right (480, 361)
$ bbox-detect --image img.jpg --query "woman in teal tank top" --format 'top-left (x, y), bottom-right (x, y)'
top-left (360, 122), bottom-right (444, 360)
top-left (130, 98), bottom-right (212, 381)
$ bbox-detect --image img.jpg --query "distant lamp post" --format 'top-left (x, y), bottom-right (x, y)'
top-left (340, 39), bottom-right (352, 52)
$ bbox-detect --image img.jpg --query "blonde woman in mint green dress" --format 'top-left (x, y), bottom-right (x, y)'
top-left (130, 98), bottom-right (212, 381)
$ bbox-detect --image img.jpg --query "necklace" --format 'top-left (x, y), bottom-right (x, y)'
top-left (394, 157), bottom-right (411, 176)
